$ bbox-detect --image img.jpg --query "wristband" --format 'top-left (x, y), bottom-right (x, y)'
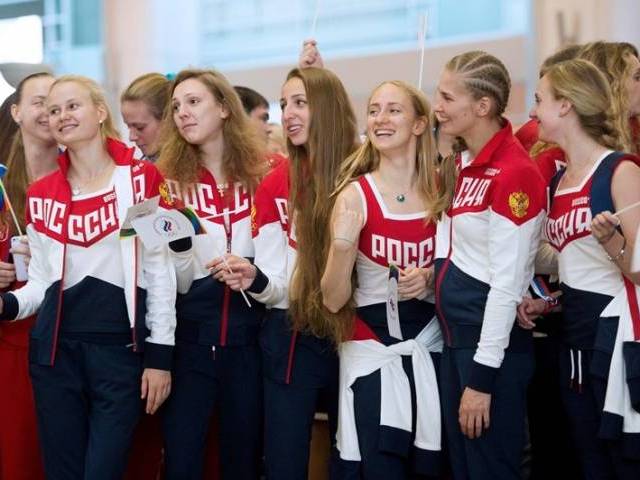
top-left (542, 295), bottom-right (559, 314)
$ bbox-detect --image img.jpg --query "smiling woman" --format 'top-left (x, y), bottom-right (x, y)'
top-left (0, 74), bottom-right (176, 479)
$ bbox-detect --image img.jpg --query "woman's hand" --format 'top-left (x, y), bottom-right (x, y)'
top-left (299, 39), bottom-right (324, 68)
top-left (516, 297), bottom-right (547, 329)
top-left (9, 236), bottom-right (30, 267)
top-left (332, 196), bottom-right (363, 250)
top-left (591, 211), bottom-right (619, 245)
top-left (0, 261), bottom-right (16, 289)
top-left (459, 387), bottom-right (491, 439)
top-left (206, 255), bottom-right (257, 291)
top-left (398, 267), bottom-right (433, 300)
top-left (141, 368), bottom-right (171, 414)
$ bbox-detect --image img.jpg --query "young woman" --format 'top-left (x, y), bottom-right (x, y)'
top-left (519, 58), bottom-right (640, 479)
top-left (156, 68), bottom-right (267, 480)
top-left (320, 80), bottom-right (442, 478)
top-left (0, 72), bottom-right (58, 480)
top-left (431, 51), bottom-right (546, 479)
top-left (119, 71), bottom-right (172, 480)
top-left (0, 75), bottom-right (175, 480)
top-left (214, 66), bottom-right (359, 479)
top-left (120, 72), bottom-right (171, 162)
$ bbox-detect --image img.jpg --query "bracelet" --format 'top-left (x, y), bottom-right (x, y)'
top-left (334, 236), bottom-right (355, 245)
top-left (606, 237), bottom-right (627, 262)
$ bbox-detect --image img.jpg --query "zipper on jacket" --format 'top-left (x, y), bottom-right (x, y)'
top-left (50, 242), bottom-right (68, 365)
top-left (434, 219), bottom-right (453, 346)
top-left (219, 212), bottom-right (232, 346)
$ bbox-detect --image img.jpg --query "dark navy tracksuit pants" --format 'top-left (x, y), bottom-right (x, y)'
top-left (559, 345), bottom-right (640, 480)
top-left (162, 341), bottom-right (263, 480)
top-left (261, 309), bottom-right (345, 480)
top-left (440, 346), bottom-right (533, 480)
top-left (29, 337), bottom-right (143, 480)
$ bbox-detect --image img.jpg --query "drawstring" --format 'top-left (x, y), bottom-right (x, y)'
top-left (569, 348), bottom-right (583, 393)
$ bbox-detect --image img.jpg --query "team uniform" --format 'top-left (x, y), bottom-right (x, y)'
top-left (546, 151), bottom-right (640, 478)
top-left (335, 174), bottom-right (442, 479)
top-left (515, 119), bottom-right (580, 479)
top-left (0, 139), bottom-right (176, 480)
top-left (247, 158), bottom-right (342, 479)
top-left (0, 222), bottom-right (44, 480)
top-left (161, 170), bottom-right (265, 479)
top-left (434, 121), bottom-right (546, 479)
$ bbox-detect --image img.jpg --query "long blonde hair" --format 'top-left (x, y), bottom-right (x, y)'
top-left (285, 67), bottom-right (359, 344)
top-left (544, 59), bottom-right (624, 151)
top-left (156, 69), bottom-right (266, 194)
top-left (579, 41), bottom-right (639, 153)
top-left (428, 51), bottom-right (511, 220)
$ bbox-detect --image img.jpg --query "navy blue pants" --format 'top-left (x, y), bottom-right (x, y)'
top-left (162, 341), bottom-right (262, 480)
top-left (527, 335), bottom-right (580, 480)
top-left (261, 309), bottom-right (346, 480)
top-left (559, 346), bottom-right (640, 480)
top-left (29, 338), bottom-right (143, 480)
top-left (440, 346), bottom-right (533, 480)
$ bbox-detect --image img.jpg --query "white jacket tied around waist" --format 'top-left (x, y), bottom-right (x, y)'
top-left (337, 318), bottom-right (443, 461)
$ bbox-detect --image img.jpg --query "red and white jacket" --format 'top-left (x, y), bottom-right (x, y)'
top-left (0, 139), bottom-right (176, 369)
top-left (165, 170), bottom-right (264, 346)
top-left (435, 121), bottom-right (546, 393)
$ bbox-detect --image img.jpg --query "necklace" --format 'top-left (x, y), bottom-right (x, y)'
top-left (69, 162), bottom-right (113, 195)
top-left (216, 182), bottom-right (228, 196)
top-left (395, 193), bottom-right (406, 203)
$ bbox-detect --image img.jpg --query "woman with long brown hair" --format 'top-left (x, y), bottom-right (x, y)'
top-left (320, 80), bottom-right (443, 478)
top-left (214, 65), bottom-right (359, 479)
top-left (156, 68), bottom-right (267, 480)
top-left (0, 72), bottom-right (57, 480)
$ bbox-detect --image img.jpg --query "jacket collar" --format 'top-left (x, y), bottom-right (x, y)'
top-left (57, 138), bottom-right (136, 177)
top-left (464, 119), bottom-right (514, 169)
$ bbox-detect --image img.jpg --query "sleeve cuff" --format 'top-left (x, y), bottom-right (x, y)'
top-left (467, 360), bottom-right (499, 394)
top-left (247, 266), bottom-right (269, 294)
top-left (168, 237), bottom-right (192, 253)
top-left (0, 293), bottom-right (19, 321)
top-left (143, 341), bottom-right (173, 371)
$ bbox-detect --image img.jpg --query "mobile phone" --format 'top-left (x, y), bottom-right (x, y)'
top-left (11, 236), bottom-right (28, 282)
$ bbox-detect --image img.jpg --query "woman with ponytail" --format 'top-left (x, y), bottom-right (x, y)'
top-left (0, 72), bottom-right (57, 480)
top-left (519, 58), bottom-right (640, 479)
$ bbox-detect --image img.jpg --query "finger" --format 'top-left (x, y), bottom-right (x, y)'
top-left (467, 412), bottom-right (477, 439)
top-left (140, 375), bottom-right (148, 399)
top-left (146, 384), bottom-right (158, 414)
top-left (483, 407), bottom-right (490, 431)
top-left (474, 413), bottom-right (483, 439)
top-left (458, 410), bottom-right (467, 437)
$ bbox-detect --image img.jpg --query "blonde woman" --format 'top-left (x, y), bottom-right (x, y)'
top-left (519, 59), bottom-right (640, 478)
top-left (0, 75), bottom-right (175, 479)
top-left (320, 80), bottom-right (443, 478)
top-left (431, 51), bottom-right (546, 479)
